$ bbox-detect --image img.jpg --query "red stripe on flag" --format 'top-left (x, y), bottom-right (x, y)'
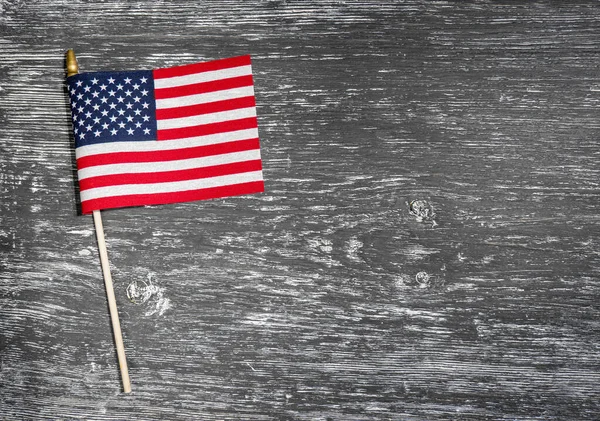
top-left (153, 55), bottom-right (251, 79)
top-left (156, 117), bottom-right (258, 141)
top-left (79, 160), bottom-right (263, 191)
top-left (80, 180), bottom-right (265, 214)
top-left (77, 138), bottom-right (260, 169)
top-left (154, 75), bottom-right (254, 100)
top-left (156, 96), bottom-right (256, 120)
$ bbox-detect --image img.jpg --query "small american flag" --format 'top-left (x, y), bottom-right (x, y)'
top-left (67, 55), bottom-right (264, 214)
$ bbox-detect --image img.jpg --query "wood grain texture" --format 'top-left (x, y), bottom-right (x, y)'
top-left (1, 1), bottom-right (599, 420)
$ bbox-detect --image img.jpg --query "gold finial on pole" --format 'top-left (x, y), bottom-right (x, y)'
top-left (66, 49), bottom-right (79, 77)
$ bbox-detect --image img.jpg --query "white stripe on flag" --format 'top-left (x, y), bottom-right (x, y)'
top-left (76, 128), bottom-right (259, 159)
top-left (153, 65), bottom-right (252, 89)
top-left (155, 86), bottom-right (255, 109)
top-left (156, 107), bottom-right (257, 130)
top-left (78, 149), bottom-right (261, 180)
top-left (80, 170), bottom-right (264, 202)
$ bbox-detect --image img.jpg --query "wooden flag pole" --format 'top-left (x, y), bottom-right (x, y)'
top-left (66, 49), bottom-right (132, 393)
top-left (92, 209), bottom-right (132, 393)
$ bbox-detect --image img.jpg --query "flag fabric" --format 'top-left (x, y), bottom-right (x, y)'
top-left (66, 55), bottom-right (264, 214)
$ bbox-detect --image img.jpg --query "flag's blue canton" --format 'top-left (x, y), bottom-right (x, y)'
top-left (67, 70), bottom-right (157, 148)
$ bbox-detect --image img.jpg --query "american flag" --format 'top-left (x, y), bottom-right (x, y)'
top-left (67, 55), bottom-right (264, 214)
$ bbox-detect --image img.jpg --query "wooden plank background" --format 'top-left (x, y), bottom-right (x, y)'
top-left (1, 1), bottom-right (599, 420)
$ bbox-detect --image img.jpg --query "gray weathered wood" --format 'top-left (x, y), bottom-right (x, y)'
top-left (1, 1), bottom-right (599, 420)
